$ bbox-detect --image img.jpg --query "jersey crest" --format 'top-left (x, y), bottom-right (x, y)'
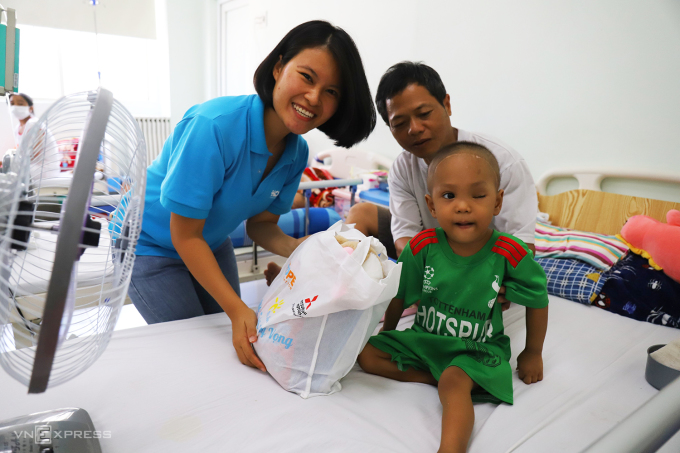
top-left (491, 235), bottom-right (527, 268)
top-left (410, 229), bottom-right (438, 255)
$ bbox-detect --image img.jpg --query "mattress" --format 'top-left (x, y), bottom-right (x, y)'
top-left (1, 295), bottom-right (679, 452)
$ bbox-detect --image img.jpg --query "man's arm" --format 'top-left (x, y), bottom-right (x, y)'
top-left (394, 237), bottom-right (412, 258)
top-left (389, 155), bottom-right (424, 254)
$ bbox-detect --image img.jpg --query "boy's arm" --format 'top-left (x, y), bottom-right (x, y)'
top-left (517, 305), bottom-right (548, 385)
top-left (381, 297), bottom-right (406, 332)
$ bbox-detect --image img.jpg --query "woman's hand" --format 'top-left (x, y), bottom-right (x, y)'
top-left (231, 304), bottom-right (267, 372)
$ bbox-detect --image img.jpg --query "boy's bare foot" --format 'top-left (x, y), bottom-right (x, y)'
top-left (264, 262), bottom-right (282, 286)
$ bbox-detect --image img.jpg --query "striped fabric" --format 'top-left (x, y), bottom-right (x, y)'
top-left (411, 229), bottom-right (438, 255)
top-left (534, 220), bottom-right (628, 270)
top-left (492, 236), bottom-right (528, 268)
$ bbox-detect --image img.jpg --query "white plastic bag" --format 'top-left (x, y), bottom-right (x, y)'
top-left (254, 222), bottom-right (401, 398)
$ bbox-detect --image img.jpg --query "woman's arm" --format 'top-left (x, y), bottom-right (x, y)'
top-left (246, 211), bottom-right (305, 258)
top-left (170, 213), bottom-right (266, 372)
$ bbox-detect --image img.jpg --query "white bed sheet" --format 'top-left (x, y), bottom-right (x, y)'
top-left (1, 295), bottom-right (679, 452)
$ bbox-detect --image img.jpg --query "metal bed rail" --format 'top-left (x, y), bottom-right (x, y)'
top-left (582, 375), bottom-right (680, 452)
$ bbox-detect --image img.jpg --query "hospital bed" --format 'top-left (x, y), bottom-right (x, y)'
top-left (2, 169), bottom-right (680, 452)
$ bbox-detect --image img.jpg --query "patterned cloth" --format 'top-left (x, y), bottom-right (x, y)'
top-left (537, 257), bottom-right (606, 305)
top-left (535, 220), bottom-right (628, 270)
top-left (594, 252), bottom-right (680, 329)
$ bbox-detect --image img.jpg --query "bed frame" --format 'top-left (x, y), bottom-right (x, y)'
top-left (537, 168), bottom-right (680, 452)
top-left (536, 168), bottom-right (680, 235)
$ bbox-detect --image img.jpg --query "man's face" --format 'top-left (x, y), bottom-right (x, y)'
top-left (385, 84), bottom-right (455, 162)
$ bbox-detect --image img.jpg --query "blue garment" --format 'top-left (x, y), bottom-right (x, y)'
top-left (137, 95), bottom-right (309, 259)
top-left (128, 239), bottom-right (240, 324)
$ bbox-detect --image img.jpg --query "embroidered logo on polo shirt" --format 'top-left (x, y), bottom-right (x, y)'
top-left (271, 190), bottom-right (280, 198)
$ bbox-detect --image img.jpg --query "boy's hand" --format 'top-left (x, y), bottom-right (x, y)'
top-left (517, 349), bottom-right (543, 384)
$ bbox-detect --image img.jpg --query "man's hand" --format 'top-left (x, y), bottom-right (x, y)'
top-left (517, 349), bottom-right (543, 384)
top-left (231, 304), bottom-right (266, 372)
top-left (497, 286), bottom-right (511, 311)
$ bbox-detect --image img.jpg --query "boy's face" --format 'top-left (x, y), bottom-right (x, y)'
top-left (425, 153), bottom-right (503, 250)
top-left (385, 84), bottom-right (456, 162)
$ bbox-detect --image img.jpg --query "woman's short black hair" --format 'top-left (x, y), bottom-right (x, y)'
top-left (375, 62), bottom-right (447, 125)
top-left (254, 20), bottom-right (376, 148)
top-left (9, 92), bottom-right (33, 107)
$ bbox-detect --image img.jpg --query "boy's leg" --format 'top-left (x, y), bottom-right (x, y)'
top-left (358, 343), bottom-right (437, 385)
top-left (438, 366), bottom-right (477, 453)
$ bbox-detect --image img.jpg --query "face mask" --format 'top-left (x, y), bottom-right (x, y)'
top-left (10, 105), bottom-right (31, 120)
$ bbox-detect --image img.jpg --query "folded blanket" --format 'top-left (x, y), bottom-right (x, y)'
top-left (535, 220), bottom-right (628, 270)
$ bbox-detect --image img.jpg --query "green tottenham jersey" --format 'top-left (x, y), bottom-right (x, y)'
top-left (369, 228), bottom-right (549, 404)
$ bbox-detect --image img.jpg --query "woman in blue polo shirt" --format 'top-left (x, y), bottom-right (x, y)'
top-left (128, 21), bottom-right (376, 371)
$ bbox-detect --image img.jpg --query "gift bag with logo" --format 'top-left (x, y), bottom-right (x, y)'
top-left (254, 222), bottom-right (401, 398)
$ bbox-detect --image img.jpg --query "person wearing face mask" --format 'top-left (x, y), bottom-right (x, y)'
top-left (127, 21), bottom-right (376, 372)
top-left (9, 93), bottom-right (37, 148)
top-left (7, 92), bottom-right (61, 181)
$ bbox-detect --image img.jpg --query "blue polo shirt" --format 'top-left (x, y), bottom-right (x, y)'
top-left (136, 95), bottom-right (308, 259)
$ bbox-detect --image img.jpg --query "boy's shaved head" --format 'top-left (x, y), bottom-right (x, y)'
top-left (427, 142), bottom-right (500, 193)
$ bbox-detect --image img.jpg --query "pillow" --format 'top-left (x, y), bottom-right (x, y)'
top-left (535, 220), bottom-right (628, 270)
top-left (536, 257), bottom-right (606, 305)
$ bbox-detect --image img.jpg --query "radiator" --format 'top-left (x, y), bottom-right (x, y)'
top-left (135, 117), bottom-right (171, 163)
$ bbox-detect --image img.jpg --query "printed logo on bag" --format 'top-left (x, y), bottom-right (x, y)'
top-left (271, 190), bottom-right (280, 198)
top-left (291, 295), bottom-right (319, 318)
top-left (284, 265), bottom-right (297, 289)
top-left (269, 297), bottom-right (284, 313)
top-left (260, 327), bottom-right (293, 349)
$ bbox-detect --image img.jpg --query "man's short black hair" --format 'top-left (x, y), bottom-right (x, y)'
top-left (427, 141), bottom-right (501, 193)
top-left (9, 92), bottom-right (33, 107)
top-left (375, 61), bottom-right (447, 125)
top-left (254, 20), bottom-right (376, 148)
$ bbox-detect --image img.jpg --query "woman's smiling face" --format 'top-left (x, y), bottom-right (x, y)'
top-left (271, 47), bottom-right (341, 136)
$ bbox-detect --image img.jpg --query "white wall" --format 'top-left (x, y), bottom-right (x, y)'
top-left (163, 0), bottom-right (680, 200)
top-left (412, 0), bottom-right (680, 200)
top-left (165, 0), bottom-right (217, 127)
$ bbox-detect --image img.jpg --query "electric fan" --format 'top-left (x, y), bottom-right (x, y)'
top-left (0, 87), bottom-right (146, 393)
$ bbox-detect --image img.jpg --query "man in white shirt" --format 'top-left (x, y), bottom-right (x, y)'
top-left (346, 62), bottom-right (537, 258)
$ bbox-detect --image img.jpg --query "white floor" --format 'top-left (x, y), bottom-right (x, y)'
top-left (114, 278), bottom-right (270, 331)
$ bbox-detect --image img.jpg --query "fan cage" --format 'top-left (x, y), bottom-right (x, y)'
top-left (0, 90), bottom-right (146, 389)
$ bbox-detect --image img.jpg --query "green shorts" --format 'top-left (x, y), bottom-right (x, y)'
top-left (368, 329), bottom-right (514, 404)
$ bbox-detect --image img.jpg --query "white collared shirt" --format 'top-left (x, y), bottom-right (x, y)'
top-left (389, 129), bottom-right (538, 244)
